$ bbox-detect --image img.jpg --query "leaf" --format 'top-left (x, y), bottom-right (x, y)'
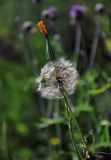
top-left (35, 117), bottom-right (65, 129)
top-left (89, 82), bottom-right (111, 95)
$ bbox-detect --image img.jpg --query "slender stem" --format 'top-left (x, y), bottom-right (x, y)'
top-left (63, 90), bottom-right (86, 146)
top-left (46, 36), bottom-right (56, 61)
top-left (62, 88), bottom-right (91, 159)
top-left (55, 101), bottom-right (62, 150)
top-left (74, 22), bottom-right (81, 64)
top-left (64, 97), bottom-right (82, 160)
top-left (23, 35), bottom-right (37, 75)
top-left (88, 16), bottom-right (101, 69)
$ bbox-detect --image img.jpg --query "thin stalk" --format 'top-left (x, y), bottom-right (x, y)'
top-left (88, 16), bottom-right (101, 69)
top-left (2, 118), bottom-right (7, 153)
top-left (62, 88), bottom-right (91, 159)
top-left (23, 35), bottom-right (38, 75)
top-left (104, 125), bottom-right (110, 143)
top-left (2, 118), bottom-right (13, 160)
top-left (46, 36), bottom-right (56, 61)
top-left (55, 101), bottom-right (62, 150)
top-left (74, 22), bottom-right (81, 64)
top-left (64, 97), bottom-right (82, 160)
top-left (63, 90), bottom-right (86, 146)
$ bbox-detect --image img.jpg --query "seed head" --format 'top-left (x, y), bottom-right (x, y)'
top-left (36, 58), bottom-right (78, 99)
top-left (95, 3), bottom-right (105, 15)
top-left (41, 10), bottom-right (49, 19)
top-left (22, 21), bottom-right (33, 33)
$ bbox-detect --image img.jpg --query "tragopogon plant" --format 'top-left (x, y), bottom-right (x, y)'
top-left (36, 21), bottom-right (87, 160)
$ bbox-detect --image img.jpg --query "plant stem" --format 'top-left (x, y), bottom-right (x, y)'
top-left (63, 90), bottom-right (86, 146)
top-left (74, 22), bottom-right (81, 64)
top-left (62, 87), bottom-right (93, 159)
top-left (88, 16), bottom-right (101, 70)
top-left (64, 96), bottom-right (82, 160)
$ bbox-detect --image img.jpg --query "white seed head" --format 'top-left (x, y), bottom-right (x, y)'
top-left (95, 3), bottom-right (105, 14)
top-left (22, 21), bottom-right (33, 33)
top-left (36, 58), bottom-right (78, 99)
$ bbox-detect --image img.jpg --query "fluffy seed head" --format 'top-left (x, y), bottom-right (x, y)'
top-left (95, 3), bottom-right (105, 14)
top-left (22, 21), bottom-right (33, 33)
top-left (36, 58), bottom-right (78, 99)
top-left (41, 10), bottom-right (49, 19)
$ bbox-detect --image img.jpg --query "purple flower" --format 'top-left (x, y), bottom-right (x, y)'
top-left (69, 4), bottom-right (86, 20)
top-left (41, 6), bottom-right (57, 20)
top-left (48, 6), bottom-right (57, 20)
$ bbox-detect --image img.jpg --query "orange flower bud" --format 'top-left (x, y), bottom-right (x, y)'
top-left (37, 21), bottom-right (48, 36)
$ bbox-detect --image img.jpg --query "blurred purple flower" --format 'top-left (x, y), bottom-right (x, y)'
top-left (48, 6), bottom-right (57, 20)
top-left (41, 6), bottom-right (57, 20)
top-left (69, 4), bottom-right (86, 20)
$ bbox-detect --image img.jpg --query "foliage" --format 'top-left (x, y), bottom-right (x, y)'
top-left (0, 0), bottom-right (111, 160)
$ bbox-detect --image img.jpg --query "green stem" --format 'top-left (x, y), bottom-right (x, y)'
top-left (63, 91), bottom-right (86, 146)
top-left (62, 87), bottom-right (91, 159)
top-left (65, 101), bottom-right (82, 160)
top-left (46, 36), bottom-right (56, 61)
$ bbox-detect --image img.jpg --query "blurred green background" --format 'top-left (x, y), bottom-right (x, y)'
top-left (0, 0), bottom-right (111, 160)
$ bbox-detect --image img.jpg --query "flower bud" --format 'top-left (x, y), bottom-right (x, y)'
top-left (95, 3), bottom-right (105, 15)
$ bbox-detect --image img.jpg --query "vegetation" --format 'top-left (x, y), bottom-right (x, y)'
top-left (0, 0), bottom-right (111, 160)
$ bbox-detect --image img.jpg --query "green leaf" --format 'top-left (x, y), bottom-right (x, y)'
top-left (35, 117), bottom-right (65, 129)
top-left (89, 82), bottom-right (111, 95)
